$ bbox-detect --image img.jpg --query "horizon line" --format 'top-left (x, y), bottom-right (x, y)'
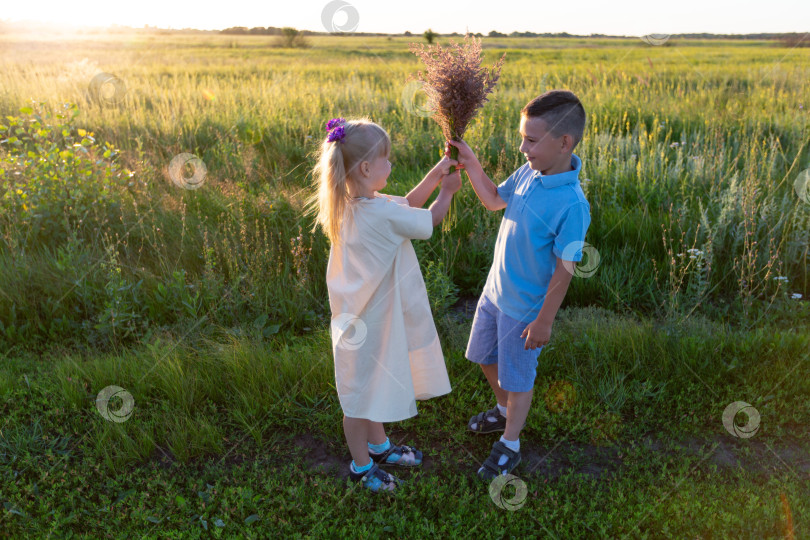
top-left (1, 19), bottom-right (809, 38)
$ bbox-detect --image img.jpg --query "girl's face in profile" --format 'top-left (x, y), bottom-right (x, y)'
top-left (351, 151), bottom-right (391, 197)
top-left (367, 152), bottom-right (391, 190)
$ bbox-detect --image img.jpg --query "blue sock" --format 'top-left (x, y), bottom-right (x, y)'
top-left (368, 437), bottom-right (391, 454)
top-left (351, 460), bottom-right (373, 473)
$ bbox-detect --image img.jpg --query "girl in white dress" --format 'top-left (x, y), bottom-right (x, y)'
top-left (310, 117), bottom-right (460, 492)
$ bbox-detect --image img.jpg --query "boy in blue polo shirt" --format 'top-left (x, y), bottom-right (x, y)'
top-left (447, 90), bottom-right (590, 479)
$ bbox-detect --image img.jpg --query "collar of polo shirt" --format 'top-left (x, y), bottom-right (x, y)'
top-left (535, 154), bottom-right (583, 189)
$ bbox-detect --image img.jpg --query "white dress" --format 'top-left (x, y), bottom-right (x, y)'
top-left (326, 193), bottom-right (452, 422)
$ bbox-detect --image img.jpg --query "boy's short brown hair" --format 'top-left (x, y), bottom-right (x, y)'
top-left (521, 90), bottom-right (586, 148)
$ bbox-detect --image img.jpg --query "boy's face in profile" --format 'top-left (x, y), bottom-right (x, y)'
top-left (519, 114), bottom-right (572, 175)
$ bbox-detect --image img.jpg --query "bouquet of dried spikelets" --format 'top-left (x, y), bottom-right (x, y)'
top-left (409, 34), bottom-right (505, 173)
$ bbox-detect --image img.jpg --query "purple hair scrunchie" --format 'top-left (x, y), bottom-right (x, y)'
top-left (326, 117), bottom-right (346, 143)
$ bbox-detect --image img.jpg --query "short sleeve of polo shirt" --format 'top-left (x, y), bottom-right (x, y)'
top-left (385, 197), bottom-right (433, 241)
top-left (552, 202), bottom-right (591, 261)
top-left (495, 168), bottom-right (521, 206)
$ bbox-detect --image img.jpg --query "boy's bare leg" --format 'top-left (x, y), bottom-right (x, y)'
top-left (504, 389), bottom-right (533, 441)
top-left (343, 415), bottom-right (371, 467)
top-left (480, 363), bottom-right (509, 406)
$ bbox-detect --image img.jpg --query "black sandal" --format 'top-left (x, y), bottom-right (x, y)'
top-left (467, 406), bottom-right (506, 434)
top-left (477, 441), bottom-right (522, 480)
top-left (348, 462), bottom-right (402, 492)
top-left (369, 444), bottom-right (422, 467)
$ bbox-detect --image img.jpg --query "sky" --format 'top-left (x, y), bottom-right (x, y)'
top-left (2, 0), bottom-right (808, 35)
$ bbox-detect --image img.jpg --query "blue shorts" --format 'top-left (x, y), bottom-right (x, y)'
top-left (465, 293), bottom-right (543, 392)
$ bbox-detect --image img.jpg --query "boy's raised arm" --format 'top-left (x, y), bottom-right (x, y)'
top-left (446, 140), bottom-right (506, 211)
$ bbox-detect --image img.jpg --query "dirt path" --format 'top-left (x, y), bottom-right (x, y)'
top-left (290, 431), bottom-right (810, 482)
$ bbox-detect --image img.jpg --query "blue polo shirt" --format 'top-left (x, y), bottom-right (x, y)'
top-left (482, 154), bottom-right (591, 322)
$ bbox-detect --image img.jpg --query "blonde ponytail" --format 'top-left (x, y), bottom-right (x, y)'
top-left (313, 141), bottom-right (349, 244)
top-left (307, 118), bottom-right (391, 245)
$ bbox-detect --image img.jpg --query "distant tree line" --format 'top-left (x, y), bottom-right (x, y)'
top-left (779, 33), bottom-right (810, 47)
top-left (220, 26), bottom-right (292, 36)
top-left (216, 26), bottom-right (808, 44)
top-left (219, 26), bottom-right (392, 37)
top-left (487, 30), bottom-right (810, 41)
top-left (0, 20), bottom-right (804, 45)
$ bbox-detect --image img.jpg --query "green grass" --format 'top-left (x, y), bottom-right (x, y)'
top-left (2, 307), bottom-right (809, 536)
top-left (0, 34), bottom-right (808, 350)
top-left (1, 34), bottom-right (809, 537)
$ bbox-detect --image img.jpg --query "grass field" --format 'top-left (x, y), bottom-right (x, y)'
top-left (1, 33), bottom-right (809, 538)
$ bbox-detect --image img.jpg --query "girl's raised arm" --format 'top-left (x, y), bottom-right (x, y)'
top-left (405, 156), bottom-right (459, 208)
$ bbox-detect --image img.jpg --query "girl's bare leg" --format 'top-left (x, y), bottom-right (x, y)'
top-left (343, 415), bottom-right (371, 467)
top-left (368, 421), bottom-right (387, 446)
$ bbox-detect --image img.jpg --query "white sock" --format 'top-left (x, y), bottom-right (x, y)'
top-left (496, 403), bottom-right (507, 417)
top-left (498, 435), bottom-right (520, 466)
